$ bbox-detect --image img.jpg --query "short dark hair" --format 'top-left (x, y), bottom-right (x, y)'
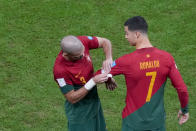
top-left (124, 16), bottom-right (148, 33)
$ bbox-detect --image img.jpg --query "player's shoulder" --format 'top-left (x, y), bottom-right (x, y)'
top-left (120, 51), bottom-right (139, 60)
top-left (77, 36), bottom-right (96, 43)
top-left (154, 48), bottom-right (173, 58)
top-left (77, 36), bottom-right (99, 50)
top-left (114, 53), bottom-right (133, 66)
top-left (152, 48), bottom-right (176, 65)
top-left (77, 36), bottom-right (94, 40)
top-left (77, 36), bottom-right (86, 41)
top-left (154, 47), bottom-right (170, 54)
top-left (53, 52), bottom-right (67, 74)
top-left (53, 64), bottom-right (68, 79)
top-left (77, 36), bottom-right (97, 47)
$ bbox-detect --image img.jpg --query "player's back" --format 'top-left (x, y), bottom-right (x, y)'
top-left (110, 47), bottom-right (173, 129)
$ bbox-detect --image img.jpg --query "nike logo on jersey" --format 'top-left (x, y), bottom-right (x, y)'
top-left (75, 71), bottom-right (81, 78)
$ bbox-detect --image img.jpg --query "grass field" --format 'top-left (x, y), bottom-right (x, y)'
top-left (0, 0), bottom-right (196, 130)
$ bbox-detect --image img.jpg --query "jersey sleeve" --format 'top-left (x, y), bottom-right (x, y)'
top-left (94, 69), bottom-right (102, 76)
top-left (168, 55), bottom-right (189, 113)
top-left (95, 55), bottom-right (126, 76)
top-left (109, 56), bottom-right (126, 76)
top-left (77, 36), bottom-right (99, 50)
top-left (53, 69), bottom-right (74, 94)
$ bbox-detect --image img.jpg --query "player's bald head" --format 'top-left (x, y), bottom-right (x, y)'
top-left (61, 35), bottom-right (84, 54)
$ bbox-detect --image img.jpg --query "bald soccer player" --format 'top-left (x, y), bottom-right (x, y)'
top-left (106, 16), bottom-right (189, 131)
top-left (53, 35), bottom-right (113, 131)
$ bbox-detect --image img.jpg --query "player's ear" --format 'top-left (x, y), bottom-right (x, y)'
top-left (135, 31), bottom-right (141, 39)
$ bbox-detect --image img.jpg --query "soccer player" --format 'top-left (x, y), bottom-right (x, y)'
top-left (53, 35), bottom-right (113, 131)
top-left (107, 16), bottom-right (189, 130)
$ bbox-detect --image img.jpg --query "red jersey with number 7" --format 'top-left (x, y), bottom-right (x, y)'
top-left (109, 47), bottom-right (189, 129)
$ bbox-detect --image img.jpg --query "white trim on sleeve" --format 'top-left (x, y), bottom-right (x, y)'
top-left (56, 78), bottom-right (66, 87)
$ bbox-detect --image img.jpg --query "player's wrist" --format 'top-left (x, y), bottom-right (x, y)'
top-left (107, 74), bottom-right (112, 78)
top-left (105, 74), bottom-right (112, 82)
top-left (84, 78), bottom-right (96, 91)
top-left (106, 57), bottom-right (113, 61)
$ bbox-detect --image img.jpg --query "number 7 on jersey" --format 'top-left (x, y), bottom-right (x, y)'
top-left (146, 71), bottom-right (157, 102)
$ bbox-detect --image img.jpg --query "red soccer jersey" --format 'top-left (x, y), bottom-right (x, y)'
top-left (110, 47), bottom-right (189, 121)
top-left (53, 36), bottom-right (104, 122)
top-left (53, 36), bottom-right (99, 90)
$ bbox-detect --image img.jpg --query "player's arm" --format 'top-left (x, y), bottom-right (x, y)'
top-left (168, 56), bottom-right (189, 125)
top-left (81, 36), bottom-right (113, 72)
top-left (96, 37), bottom-right (113, 73)
top-left (107, 56), bottom-right (126, 76)
top-left (62, 73), bottom-right (108, 104)
top-left (95, 57), bottom-right (126, 91)
top-left (95, 69), bottom-right (118, 91)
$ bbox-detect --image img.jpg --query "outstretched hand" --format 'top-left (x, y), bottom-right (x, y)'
top-left (178, 110), bottom-right (189, 125)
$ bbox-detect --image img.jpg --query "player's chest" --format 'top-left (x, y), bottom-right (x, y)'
top-left (66, 55), bottom-right (94, 84)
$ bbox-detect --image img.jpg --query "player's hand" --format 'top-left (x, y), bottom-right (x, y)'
top-left (105, 78), bottom-right (117, 91)
top-left (102, 58), bottom-right (113, 73)
top-left (178, 110), bottom-right (189, 125)
top-left (93, 73), bottom-right (108, 84)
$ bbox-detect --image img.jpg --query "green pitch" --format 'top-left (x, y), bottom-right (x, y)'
top-left (0, 0), bottom-right (195, 130)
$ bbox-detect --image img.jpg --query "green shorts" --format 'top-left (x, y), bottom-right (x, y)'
top-left (68, 107), bottom-right (107, 131)
top-left (122, 121), bottom-right (165, 131)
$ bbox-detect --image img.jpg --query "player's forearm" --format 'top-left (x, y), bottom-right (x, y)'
top-left (176, 88), bottom-right (189, 114)
top-left (101, 38), bottom-right (112, 60)
top-left (65, 78), bottom-right (97, 104)
top-left (169, 65), bottom-right (189, 113)
top-left (65, 88), bottom-right (89, 104)
top-left (173, 77), bottom-right (189, 113)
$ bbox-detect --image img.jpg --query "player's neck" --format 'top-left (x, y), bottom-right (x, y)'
top-left (135, 37), bottom-right (153, 49)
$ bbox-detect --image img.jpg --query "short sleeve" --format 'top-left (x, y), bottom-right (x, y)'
top-left (53, 69), bottom-right (74, 94)
top-left (77, 36), bottom-right (99, 50)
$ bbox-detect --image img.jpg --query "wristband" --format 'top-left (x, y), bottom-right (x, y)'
top-left (84, 78), bottom-right (96, 91)
top-left (107, 74), bottom-right (112, 81)
top-left (107, 74), bottom-right (112, 78)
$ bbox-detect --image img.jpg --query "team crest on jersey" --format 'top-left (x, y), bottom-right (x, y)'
top-left (146, 54), bottom-right (150, 58)
top-left (87, 36), bottom-right (93, 40)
